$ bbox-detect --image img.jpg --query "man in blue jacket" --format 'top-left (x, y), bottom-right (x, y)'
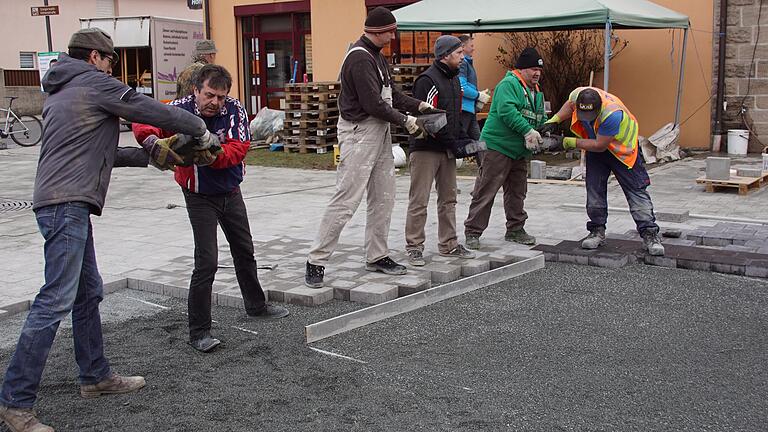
top-left (0, 28), bottom-right (217, 432)
top-left (458, 34), bottom-right (491, 142)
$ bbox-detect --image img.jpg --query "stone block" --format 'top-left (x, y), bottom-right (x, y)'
top-left (349, 283), bottom-right (399, 304)
top-left (217, 290), bottom-right (245, 309)
top-left (546, 166), bottom-right (572, 180)
top-left (736, 167), bottom-right (762, 177)
top-left (588, 252), bottom-right (630, 269)
top-left (265, 280), bottom-right (302, 303)
top-left (706, 157), bottom-right (731, 180)
top-left (656, 210), bottom-right (690, 223)
top-left (284, 287), bottom-right (334, 307)
top-left (461, 259), bottom-right (491, 277)
top-left (746, 260), bottom-right (768, 278)
top-left (333, 285), bottom-right (354, 301)
top-left (702, 236), bottom-right (732, 247)
top-left (393, 275), bottom-right (431, 297)
top-left (0, 310), bottom-right (8, 320)
top-left (530, 160), bottom-right (546, 179)
top-left (644, 254), bottom-right (677, 268)
top-left (486, 254), bottom-right (517, 269)
top-left (558, 250), bottom-right (591, 265)
top-left (677, 259), bottom-right (712, 272)
top-left (508, 249), bottom-right (544, 262)
top-left (0, 300), bottom-right (29, 315)
top-left (711, 262), bottom-right (746, 276)
top-left (422, 262), bottom-right (462, 283)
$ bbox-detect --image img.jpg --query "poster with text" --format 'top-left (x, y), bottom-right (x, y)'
top-left (152, 19), bottom-right (204, 102)
top-left (37, 52), bottom-right (61, 91)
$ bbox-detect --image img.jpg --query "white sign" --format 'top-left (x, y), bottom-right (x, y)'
top-left (151, 19), bottom-right (205, 102)
top-left (267, 53), bottom-right (276, 68)
top-left (37, 51), bottom-right (61, 91)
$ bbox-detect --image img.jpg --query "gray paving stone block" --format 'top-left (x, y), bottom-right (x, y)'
top-left (530, 160), bottom-right (546, 179)
top-left (216, 290), bottom-right (244, 309)
top-left (724, 244), bottom-right (760, 252)
top-left (264, 280), bottom-right (301, 303)
top-left (588, 252), bottom-right (630, 269)
top-left (461, 259), bottom-right (491, 276)
top-left (656, 209), bottom-right (690, 223)
top-left (558, 251), bottom-right (591, 265)
top-left (393, 275), bottom-right (431, 297)
top-left (702, 236), bottom-right (731, 247)
top-left (644, 254), bottom-right (677, 268)
top-left (736, 167), bottom-right (762, 177)
top-left (661, 238), bottom-right (696, 246)
top-left (0, 299), bottom-right (28, 315)
top-left (0, 309), bottom-right (8, 320)
top-left (508, 250), bottom-right (544, 262)
top-left (706, 157), bottom-right (730, 180)
top-left (349, 283), bottom-right (399, 304)
top-left (284, 287), bottom-right (334, 307)
top-left (486, 254), bottom-right (517, 269)
top-left (677, 259), bottom-right (712, 272)
top-left (103, 278), bottom-right (127, 294)
top-left (162, 284), bottom-right (189, 299)
top-left (711, 262), bottom-right (746, 276)
top-left (422, 262), bottom-right (462, 283)
top-left (546, 166), bottom-right (572, 180)
top-left (746, 260), bottom-right (768, 278)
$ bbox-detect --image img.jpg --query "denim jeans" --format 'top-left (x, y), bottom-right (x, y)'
top-left (0, 202), bottom-right (111, 408)
top-left (585, 150), bottom-right (659, 235)
top-left (183, 188), bottom-right (266, 341)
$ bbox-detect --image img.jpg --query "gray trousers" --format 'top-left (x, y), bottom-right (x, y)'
top-left (405, 150), bottom-right (458, 254)
top-left (308, 116), bottom-right (395, 265)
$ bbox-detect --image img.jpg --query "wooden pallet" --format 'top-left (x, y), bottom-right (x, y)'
top-left (286, 128), bottom-right (337, 139)
top-left (285, 91), bottom-right (339, 102)
top-left (285, 135), bottom-right (338, 146)
top-left (696, 171), bottom-right (768, 195)
top-left (285, 100), bottom-right (338, 111)
top-left (283, 143), bottom-right (335, 154)
top-left (285, 81), bottom-right (340, 92)
top-left (286, 109), bottom-right (339, 121)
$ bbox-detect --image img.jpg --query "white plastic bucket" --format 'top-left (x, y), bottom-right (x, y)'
top-left (762, 152), bottom-right (768, 172)
top-left (727, 129), bottom-right (749, 155)
top-left (392, 145), bottom-right (407, 168)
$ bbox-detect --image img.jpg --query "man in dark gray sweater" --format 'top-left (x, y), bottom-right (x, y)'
top-left (0, 28), bottom-right (215, 432)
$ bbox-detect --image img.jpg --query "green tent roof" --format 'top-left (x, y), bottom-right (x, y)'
top-left (392, 0), bottom-right (689, 32)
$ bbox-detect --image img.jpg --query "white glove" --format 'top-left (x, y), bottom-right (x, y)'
top-left (404, 115), bottom-right (425, 138)
top-left (194, 129), bottom-right (219, 151)
top-left (418, 101), bottom-right (434, 113)
top-left (524, 129), bottom-right (544, 152)
top-left (475, 100), bottom-right (487, 112)
top-left (477, 89), bottom-right (491, 104)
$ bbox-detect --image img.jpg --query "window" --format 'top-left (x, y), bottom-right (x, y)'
top-left (19, 52), bottom-right (36, 69)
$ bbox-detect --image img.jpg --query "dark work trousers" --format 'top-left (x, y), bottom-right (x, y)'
top-left (183, 188), bottom-right (266, 341)
top-left (464, 150), bottom-right (528, 237)
top-left (585, 150), bottom-right (659, 235)
top-left (459, 111), bottom-right (484, 165)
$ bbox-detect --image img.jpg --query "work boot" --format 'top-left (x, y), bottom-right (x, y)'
top-left (581, 228), bottom-right (606, 249)
top-left (248, 304), bottom-right (290, 320)
top-left (439, 244), bottom-right (476, 259)
top-left (407, 249), bottom-right (426, 266)
top-left (642, 230), bottom-right (665, 256)
top-left (365, 256), bottom-right (407, 275)
top-left (188, 334), bottom-right (221, 353)
top-left (0, 406), bottom-right (53, 432)
top-left (465, 234), bottom-right (481, 250)
top-left (505, 228), bottom-right (536, 245)
top-left (305, 261), bottom-right (325, 288)
top-left (80, 373), bottom-right (146, 399)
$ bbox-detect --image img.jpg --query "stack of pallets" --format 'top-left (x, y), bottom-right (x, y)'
top-left (283, 81), bottom-right (341, 153)
top-left (391, 64), bottom-right (429, 146)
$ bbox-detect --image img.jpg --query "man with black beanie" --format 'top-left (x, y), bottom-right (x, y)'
top-left (305, 6), bottom-right (435, 288)
top-left (463, 47), bottom-right (547, 250)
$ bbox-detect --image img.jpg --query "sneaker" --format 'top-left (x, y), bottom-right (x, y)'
top-left (365, 256), bottom-right (407, 275)
top-left (465, 234), bottom-right (481, 250)
top-left (505, 228), bottom-right (536, 245)
top-left (188, 334), bottom-right (221, 353)
top-left (248, 304), bottom-right (289, 319)
top-left (439, 244), bottom-right (476, 259)
top-left (0, 406), bottom-right (53, 432)
top-left (305, 261), bottom-right (325, 288)
top-left (407, 249), bottom-right (426, 266)
top-left (642, 230), bottom-right (665, 256)
top-left (581, 227), bottom-right (606, 249)
top-left (80, 373), bottom-right (146, 398)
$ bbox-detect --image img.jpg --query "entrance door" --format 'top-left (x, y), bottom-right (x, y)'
top-left (261, 34), bottom-right (293, 110)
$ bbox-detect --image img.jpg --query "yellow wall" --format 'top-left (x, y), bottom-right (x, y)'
top-left (310, 0), bottom-right (367, 81)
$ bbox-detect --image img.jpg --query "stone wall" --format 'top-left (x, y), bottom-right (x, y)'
top-left (715, 0), bottom-right (768, 152)
top-left (0, 70), bottom-right (46, 116)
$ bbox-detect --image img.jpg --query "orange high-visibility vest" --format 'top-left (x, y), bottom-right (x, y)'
top-left (569, 87), bottom-right (639, 168)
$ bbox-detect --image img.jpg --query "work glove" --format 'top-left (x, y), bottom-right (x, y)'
top-left (141, 135), bottom-right (184, 171)
top-left (193, 149), bottom-right (218, 167)
top-left (477, 89), bottom-right (491, 104)
top-left (524, 129), bottom-right (544, 152)
top-left (404, 115), bottom-right (425, 138)
top-left (562, 137), bottom-right (578, 150)
top-left (418, 101), bottom-right (434, 113)
top-left (537, 114), bottom-right (562, 136)
top-left (193, 129), bottom-right (220, 151)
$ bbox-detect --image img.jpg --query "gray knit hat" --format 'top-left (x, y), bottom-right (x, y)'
top-left (195, 40), bottom-right (218, 55)
top-left (434, 35), bottom-right (462, 59)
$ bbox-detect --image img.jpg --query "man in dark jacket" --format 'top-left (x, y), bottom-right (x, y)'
top-left (405, 36), bottom-right (476, 266)
top-left (133, 65), bottom-right (289, 353)
top-left (304, 6), bottom-right (433, 288)
top-left (0, 28), bottom-right (216, 432)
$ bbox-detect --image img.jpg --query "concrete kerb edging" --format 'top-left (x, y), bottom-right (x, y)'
top-left (304, 254), bottom-right (546, 344)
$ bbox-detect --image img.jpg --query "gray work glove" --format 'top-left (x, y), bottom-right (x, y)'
top-left (404, 115), bottom-right (425, 139)
top-left (194, 129), bottom-right (220, 151)
top-left (140, 135), bottom-right (184, 171)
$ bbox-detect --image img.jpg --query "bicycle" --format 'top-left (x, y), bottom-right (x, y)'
top-left (1, 96), bottom-right (43, 147)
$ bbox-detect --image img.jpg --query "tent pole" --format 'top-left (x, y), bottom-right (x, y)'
top-left (674, 27), bottom-right (689, 127)
top-left (603, 20), bottom-right (611, 91)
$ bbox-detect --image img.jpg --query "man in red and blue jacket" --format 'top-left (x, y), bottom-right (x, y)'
top-left (132, 64), bottom-right (288, 353)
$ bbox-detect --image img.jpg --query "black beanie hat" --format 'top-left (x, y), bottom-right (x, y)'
top-left (365, 7), bottom-right (397, 33)
top-left (515, 47), bottom-right (544, 69)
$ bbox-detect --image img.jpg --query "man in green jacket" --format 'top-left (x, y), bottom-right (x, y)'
top-left (463, 47), bottom-right (546, 249)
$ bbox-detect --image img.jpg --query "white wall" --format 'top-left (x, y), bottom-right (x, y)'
top-left (0, 0), bottom-right (202, 70)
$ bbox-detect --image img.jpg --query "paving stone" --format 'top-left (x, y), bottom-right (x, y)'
top-left (162, 284), bottom-right (189, 299)
top-left (264, 280), bottom-right (301, 303)
top-left (0, 309), bottom-right (8, 320)
top-left (216, 290), bottom-right (244, 309)
top-left (486, 254), bottom-right (517, 269)
top-left (422, 262), bottom-right (462, 283)
top-left (644, 254), bottom-right (677, 268)
top-left (530, 160), bottom-right (546, 179)
top-left (508, 249), bottom-right (544, 262)
top-left (736, 167), bottom-right (762, 177)
top-left (393, 275), bottom-right (431, 297)
top-left (349, 283), bottom-right (399, 304)
top-left (558, 249), bottom-right (593, 265)
top-left (661, 238), bottom-right (696, 246)
top-left (588, 252), bottom-right (630, 269)
top-left (706, 157), bottom-right (730, 180)
top-left (0, 299), bottom-right (28, 315)
top-left (724, 244), bottom-right (760, 252)
top-left (746, 259), bottom-right (768, 278)
top-left (676, 259), bottom-right (712, 272)
top-left (711, 262), bottom-right (746, 276)
top-left (461, 259), bottom-right (491, 276)
top-left (702, 236), bottom-right (732, 247)
top-left (546, 166), bottom-right (572, 180)
top-left (103, 278), bottom-right (127, 294)
top-left (284, 287), bottom-right (334, 307)
top-left (656, 209), bottom-right (690, 223)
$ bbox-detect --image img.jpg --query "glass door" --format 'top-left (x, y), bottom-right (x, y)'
top-left (261, 34), bottom-right (293, 110)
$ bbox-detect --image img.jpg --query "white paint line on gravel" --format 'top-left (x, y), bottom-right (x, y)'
top-left (232, 326), bottom-right (259, 336)
top-left (308, 346), bottom-right (368, 364)
top-left (126, 297), bottom-right (170, 310)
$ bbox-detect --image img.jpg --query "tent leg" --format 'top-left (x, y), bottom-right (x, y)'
top-left (603, 21), bottom-right (611, 91)
top-left (674, 27), bottom-right (689, 127)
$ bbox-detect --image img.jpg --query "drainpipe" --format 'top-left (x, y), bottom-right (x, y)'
top-left (204, 0), bottom-right (211, 39)
top-left (713, 0), bottom-right (728, 151)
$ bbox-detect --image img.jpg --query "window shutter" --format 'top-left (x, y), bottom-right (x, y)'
top-left (19, 52), bottom-right (36, 69)
top-left (96, 0), bottom-right (115, 17)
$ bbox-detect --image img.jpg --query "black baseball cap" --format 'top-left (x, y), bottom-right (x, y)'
top-left (575, 88), bottom-right (601, 122)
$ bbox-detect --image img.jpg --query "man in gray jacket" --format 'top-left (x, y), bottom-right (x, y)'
top-left (0, 28), bottom-right (215, 432)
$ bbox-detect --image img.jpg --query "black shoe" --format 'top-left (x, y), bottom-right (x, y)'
top-left (189, 334), bottom-right (221, 353)
top-left (248, 304), bottom-right (290, 319)
top-left (365, 256), bottom-right (407, 275)
top-left (305, 261), bottom-right (325, 288)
